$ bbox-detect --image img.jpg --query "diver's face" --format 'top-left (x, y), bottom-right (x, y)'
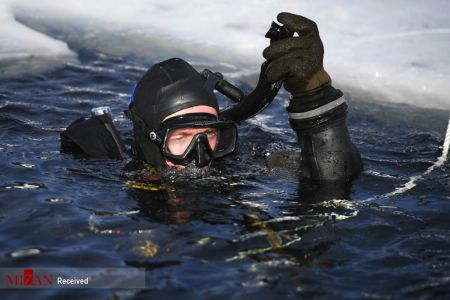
top-left (163, 105), bottom-right (219, 170)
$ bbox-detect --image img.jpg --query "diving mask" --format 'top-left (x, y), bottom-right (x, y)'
top-left (158, 113), bottom-right (237, 167)
top-left (127, 109), bottom-right (237, 167)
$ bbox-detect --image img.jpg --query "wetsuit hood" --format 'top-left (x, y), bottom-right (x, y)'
top-left (129, 58), bottom-right (219, 167)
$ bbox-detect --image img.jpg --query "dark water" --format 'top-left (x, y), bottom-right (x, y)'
top-left (0, 50), bottom-right (449, 299)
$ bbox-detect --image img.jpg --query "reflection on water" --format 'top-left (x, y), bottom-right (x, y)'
top-left (0, 50), bottom-right (449, 299)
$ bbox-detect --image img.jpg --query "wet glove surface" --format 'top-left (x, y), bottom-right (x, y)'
top-left (263, 12), bottom-right (331, 95)
top-left (60, 115), bottom-right (126, 159)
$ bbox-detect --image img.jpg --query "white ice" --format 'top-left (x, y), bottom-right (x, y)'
top-left (0, 0), bottom-right (449, 110)
top-left (0, 1), bottom-right (76, 75)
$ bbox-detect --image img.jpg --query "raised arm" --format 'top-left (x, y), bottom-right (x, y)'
top-left (263, 13), bottom-right (362, 181)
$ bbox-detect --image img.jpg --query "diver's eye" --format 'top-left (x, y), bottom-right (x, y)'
top-left (171, 135), bottom-right (188, 142)
top-left (205, 129), bottom-right (217, 138)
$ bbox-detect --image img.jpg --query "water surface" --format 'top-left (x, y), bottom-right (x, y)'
top-left (0, 50), bottom-right (449, 299)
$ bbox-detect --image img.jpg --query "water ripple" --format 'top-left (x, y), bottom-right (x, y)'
top-left (0, 182), bottom-right (46, 190)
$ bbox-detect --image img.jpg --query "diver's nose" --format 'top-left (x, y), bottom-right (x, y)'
top-left (195, 142), bottom-right (211, 167)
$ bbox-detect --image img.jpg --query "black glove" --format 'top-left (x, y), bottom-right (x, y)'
top-left (263, 12), bottom-right (331, 95)
top-left (61, 114), bottom-right (126, 159)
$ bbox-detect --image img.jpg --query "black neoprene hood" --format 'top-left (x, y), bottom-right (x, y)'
top-left (130, 58), bottom-right (220, 166)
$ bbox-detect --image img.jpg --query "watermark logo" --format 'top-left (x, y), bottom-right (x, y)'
top-left (0, 268), bottom-right (145, 289)
top-left (5, 269), bottom-right (53, 287)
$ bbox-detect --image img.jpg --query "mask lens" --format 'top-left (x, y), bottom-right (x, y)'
top-left (213, 125), bottom-right (236, 156)
top-left (164, 123), bottom-right (236, 159)
top-left (166, 127), bottom-right (218, 156)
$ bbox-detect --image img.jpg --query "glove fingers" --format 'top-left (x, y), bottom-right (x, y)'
top-left (266, 56), bottom-right (305, 83)
top-left (277, 12), bottom-right (318, 37)
top-left (263, 37), bottom-right (311, 61)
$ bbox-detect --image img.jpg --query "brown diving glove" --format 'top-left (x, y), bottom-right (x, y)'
top-left (263, 12), bottom-right (331, 95)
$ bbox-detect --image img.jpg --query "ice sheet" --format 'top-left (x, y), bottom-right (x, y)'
top-left (1, 0), bottom-right (449, 109)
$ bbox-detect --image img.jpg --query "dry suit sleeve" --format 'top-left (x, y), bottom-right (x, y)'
top-left (287, 85), bottom-right (363, 181)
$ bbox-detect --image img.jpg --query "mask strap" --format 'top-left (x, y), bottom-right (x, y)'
top-left (125, 107), bottom-right (163, 145)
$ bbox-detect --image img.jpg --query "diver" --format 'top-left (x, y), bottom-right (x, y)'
top-left (60, 13), bottom-right (362, 185)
